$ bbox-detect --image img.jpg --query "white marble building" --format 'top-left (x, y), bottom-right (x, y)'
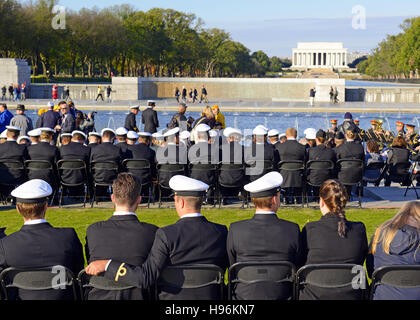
top-left (292, 42), bottom-right (349, 69)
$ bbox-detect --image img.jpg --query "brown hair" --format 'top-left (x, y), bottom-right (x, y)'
top-left (319, 179), bottom-right (349, 238)
top-left (370, 201), bottom-right (420, 255)
top-left (345, 130), bottom-right (356, 140)
top-left (286, 127), bottom-right (297, 138)
top-left (391, 136), bottom-right (407, 148)
top-left (16, 202), bottom-right (46, 220)
top-left (202, 106), bottom-right (214, 120)
top-left (41, 132), bottom-right (53, 141)
top-left (175, 195), bottom-right (202, 211)
top-left (112, 173), bottom-right (141, 207)
top-left (366, 140), bottom-right (379, 153)
top-left (61, 136), bottom-right (71, 145)
top-left (252, 196), bottom-right (273, 209)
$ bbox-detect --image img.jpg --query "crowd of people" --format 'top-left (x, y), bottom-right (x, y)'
top-left (1, 83), bottom-right (27, 102)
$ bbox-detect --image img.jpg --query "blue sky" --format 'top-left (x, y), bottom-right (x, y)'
top-left (54, 0), bottom-right (420, 57)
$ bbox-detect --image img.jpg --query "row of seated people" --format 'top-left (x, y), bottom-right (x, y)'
top-left (0, 123), bottom-right (417, 203)
top-left (1, 174), bottom-right (419, 300)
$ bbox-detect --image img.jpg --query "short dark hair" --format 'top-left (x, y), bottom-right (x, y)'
top-left (366, 140), bottom-right (380, 153)
top-left (112, 173), bottom-right (141, 207)
top-left (58, 101), bottom-right (67, 107)
top-left (103, 131), bottom-right (115, 140)
top-left (16, 202), bottom-right (46, 220)
top-left (0, 103), bottom-right (7, 109)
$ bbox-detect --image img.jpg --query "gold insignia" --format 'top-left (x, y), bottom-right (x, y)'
top-left (115, 263), bottom-right (127, 282)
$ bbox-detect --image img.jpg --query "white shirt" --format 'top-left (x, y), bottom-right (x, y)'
top-left (6, 139), bottom-right (16, 142)
top-left (255, 211), bottom-right (275, 215)
top-left (113, 211), bottom-right (136, 216)
top-left (24, 219), bottom-right (48, 225)
top-left (287, 138), bottom-right (296, 141)
top-left (180, 213), bottom-right (202, 219)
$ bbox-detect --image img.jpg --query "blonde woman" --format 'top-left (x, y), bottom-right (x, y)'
top-left (367, 201), bottom-right (420, 300)
top-left (191, 106), bottom-right (215, 142)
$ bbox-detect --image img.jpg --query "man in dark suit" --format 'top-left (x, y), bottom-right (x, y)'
top-left (27, 127), bottom-right (59, 188)
top-left (56, 101), bottom-right (75, 134)
top-left (115, 127), bottom-right (129, 159)
top-left (306, 130), bottom-right (337, 198)
top-left (0, 126), bottom-right (28, 194)
top-left (59, 130), bottom-right (91, 198)
top-left (124, 106), bottom-right (139, 132)
top-left (85, 173), bottom-right (158, 300)
top-left (87, 132), bottom-right (101, 150)
top-left (86, 175), bottom-right (229, 300)
top-left (228, 172), bottom-right (301, 300)
top-left (275, 127), bottom-right (306, 204)
top-left (245, 126), bottom-right (279, 182)
top-left (0, 180), bottom-right (84, 300)
top-left (142, 100), bottom-right (159, 134)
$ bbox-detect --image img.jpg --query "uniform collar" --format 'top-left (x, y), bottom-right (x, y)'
top-left (255, 211), bottom-right (276, 215)
top-left (113, 211), bottom-right (136, 216)
top-left (180, 213), bottom-right (202, 219)
top-left (24, 219), bottom-right (48, 225)
top-left (287, 138), bottom-right (296, 141)
top-left (6, 139), bottom-right (16, 142)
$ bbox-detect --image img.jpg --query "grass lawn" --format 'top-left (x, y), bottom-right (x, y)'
top-left (0, 207), bottom-right (396, 253)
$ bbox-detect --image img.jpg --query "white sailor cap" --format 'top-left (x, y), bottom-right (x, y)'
top-left (304, 128), bottom-right (317, 140)
top-left (169, 175), bottom-right (209, 197)
top-left (223, 127), bottom-right (242, 138)
top-left (89, 131), bottom-right (101, 138)
top-left (163, 127), bottom-right (180, 138)
top-left (60, 133), bottom-right (72, 138)
top-left (255, 125), bottom-right (269, 131)
top-left (209, 130), bottom-right (218, 138)
top-left (138, 132), bottom-right (152, 137)
top-left (28, 128), bottom-right (42, 137)
top-left (244, 171), bottom-right (283, 198)
top-left (196, 123), bottom-right (211, 133)
top-left (6, 125), bottom-right (21, 132)
top-left (127, 131), bottom-right (139, 140)
top-left (253, 126), bottom-right (268, 136)
top-left (130, 105), bottom-right (140, 109)
top-left (72, 130), bottom-right (87, 139)
top-left (179, 131), bottom-right (190, 140)
top-left (11, 179), bottom-right (52, 204)
top-left (115, 127), bottom-right (128, 136)
top-left (147, 100), bottom-right (156, 105)
top-left (152, 131), bottom-right (164, 139)
top-left (0, 130), bottom-right (7, 138)
top-left (101, 128), bottom-right (116, 136)
top-left (47, 101), bottom-right (54, 108)
top-left (279, 133), bottom-right (286, 139)
top-left (17, 136), bottom-right (30, 144)
top-left (268, 129), bottom-right (280, 137)
top-left (39, 127), bottom-right (55, 133)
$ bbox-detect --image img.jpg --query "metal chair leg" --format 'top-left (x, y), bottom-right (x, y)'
top-left (59, 186), bottom-right (63, 208)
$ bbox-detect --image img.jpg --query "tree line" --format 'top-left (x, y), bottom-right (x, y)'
top-left (0, 0), bottom-right (290, 79)
top-left (358, 17), bottom-right (420, 79)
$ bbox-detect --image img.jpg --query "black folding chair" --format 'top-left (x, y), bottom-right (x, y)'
top-left (122, 159), bottom-right (154, 208)
top-left (157, 163), bottom-right (186, 208)
top-left (0, 266), bottom-right (78, 300)
top-left (228, 261), bottom-right (296, 300)
top-left (362, 161), bottom-right (386, 187)
top-left (0, 160), bottom-right (26, 204)
top-left (296, 264), bottom-right (368, 300)
top-left (189, 163), bottom-right (219, 206)
top-left (246, 160), bottom-right (274, 182)
top-left (155, 264), bottom-right (225, 300)
top-left (278, 160), bottom-right (306, 207)
top-left (336, 159), bottom-right (364, 208)
top-left (218, 163), bottom-right (246, 208)
top-left (25, 160), bottom-right (57, 205)
top-left (305, 160), bottom-right (335, 206)
top-left (370, 265), bottom-right (420, 300)
top-left (90, 161), bottom-right (119, 207)
top-left (77, 269), bottom-right (136, 301)
top-left (57, 159), bottom-right (89, 207)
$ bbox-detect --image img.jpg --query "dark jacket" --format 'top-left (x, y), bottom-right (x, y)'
top-left (125, 143), bottom-right (157, 183)
top-left (219, 141), bottom-right (245, 187)
top-left (85, 215), bottom-right (158, 300)
top-left (299, 213), bottom-right (368, 300)
top-left (124, 113), bottom-right (138, 132)
top-left (0, 222), bottom-right (84, 300)
top-left (90, 142), bottom-right (121, 184)
top-left (104, 216), bottom-right (229, 300)
top-left (245, 142), bottom-right (279, 182)
top-left (227, 214), bottom-right (301, 300)
top-left (59, 142), bottom-right (91, 185)
top-left (275, 139), bottom-right (306, 188)
top-left (307, 144), bottom-right (336, 185)
top-left (366, 225), bottom-right (420, 300)
top-left (27, 142), bottom-right (59, 186)
top-left (59, 113), bottom-right (76, 134)
top-left (141, 108), bottom-right (159, 134)
top-left (38, 110), bottom-right (60, 130)
top-left (0, 141), bottom-right (28, 184)
top-left (335, 141), bottom-right (365, 183)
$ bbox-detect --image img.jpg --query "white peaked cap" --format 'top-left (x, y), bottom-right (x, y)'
top-left (72, 130), bottom-right (87, 139)
top-left (304, 128), bottom-right (317, 140)
top-left (89, 132), bottom-right (101, 137)
top-left (223, 127), bottom-right (242, 138)
top-left (47, 102), bottom-right (54, 107)
top-left (6, 125), bottom-right (21, 131)
top-left (179, 131), bottom-right (191, 140)
top-left (28, 129), bottom-right (42, 137)
top-left (209, 130), bottom-right (218, 138)
top-left (152, 131), bottom-right (164, 139)
top-left (253, 126), bottom-right (268, 136)
top-left (0, 130), bottom-right (7, 138)
top-left (11, 179), bottom-right (52, 203)
top-left (268, 129), bottom-right (280, 137)
top-left (255, 125), bottom-right (269, 131)
top-left (101, 128), bottom-right (116, 136)
top-left (169, 175), bottom-right (209, 197)
top-left (61, 133), bottom-right (72, 138)
top-left (116, 127), bottom-right (128, 136)
top-left (147, 100), bottom-right (156, 104)
top-left (130, 105), bottom-right (140, 109)
top-left (244, 171), bottom-right (283, 198)
top-left (279, 133), bottom-right (286, 138)
top-left (138, 132), bottom-right (152, 137)
top-left (195, 123), bottom-right (211, 133)
top-left (127, 131), bottom-right (139, 139)
top-left (39, 127), bottom-right (55, 133)
top-left (163, 127), bottom-right (180, 138)
top-left (17, 136), bottom-right (30, 143)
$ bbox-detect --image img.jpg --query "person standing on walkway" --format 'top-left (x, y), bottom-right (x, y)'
top-left (200, 85), bottom-right (208, 103)
top-left (96, 86), bottom-right (104, 101)
top-left (125, 105), bottom-right (140, 132)
top-left (1, 86), bottom-right (6, 101)
top-left (106, 85), bottom-right (112, 102)
top-left (10, 104), bottom-right (33, 136)
top-left (141, 100), bottom-right (159, 134)
top-left (309, 87), bottom-right (316, 106)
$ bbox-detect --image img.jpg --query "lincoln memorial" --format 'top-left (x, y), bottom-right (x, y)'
top-left (292, 42), bottom-right (349, 69)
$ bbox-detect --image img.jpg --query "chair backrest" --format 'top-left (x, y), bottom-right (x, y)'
top-left (0, 160), bottom-right (26, 185)
top-left (337, 159), bottom-right (364, 170)
top-left (370, 265), bottom-right (420, 300)
top-left (228, 261), bottom-right (296, 300)
top-left (296, 264), bottom-right (367, 300)
top-left (278, 160), bottom-right (305, 171)
top-left (336, 159), bottom-right (364, 185)
top-left (91, 161), bottom-right (119, 184)
top-left (365, 161), bottom-right (385, 171)
top-left (56, 159), bottom-right (88, 185)
top-left (155, 264), bottom-right (225, 300)
top-left (0, 266), bottom-right (77, 300)
top-left (389, 161), bottom-right (411, 176)
top-left (122, 159), bottom-right (151, 170)
top-left (306, 160), bottom-right (335, 171)
top-left (25, 160), bottom-right (53, 171)
top-left (189, 163), bottom-right (219, 171)
top-left (78, 270), bottom-right (135, 300)
top-left (157, 163), bottom-right (186, 173)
